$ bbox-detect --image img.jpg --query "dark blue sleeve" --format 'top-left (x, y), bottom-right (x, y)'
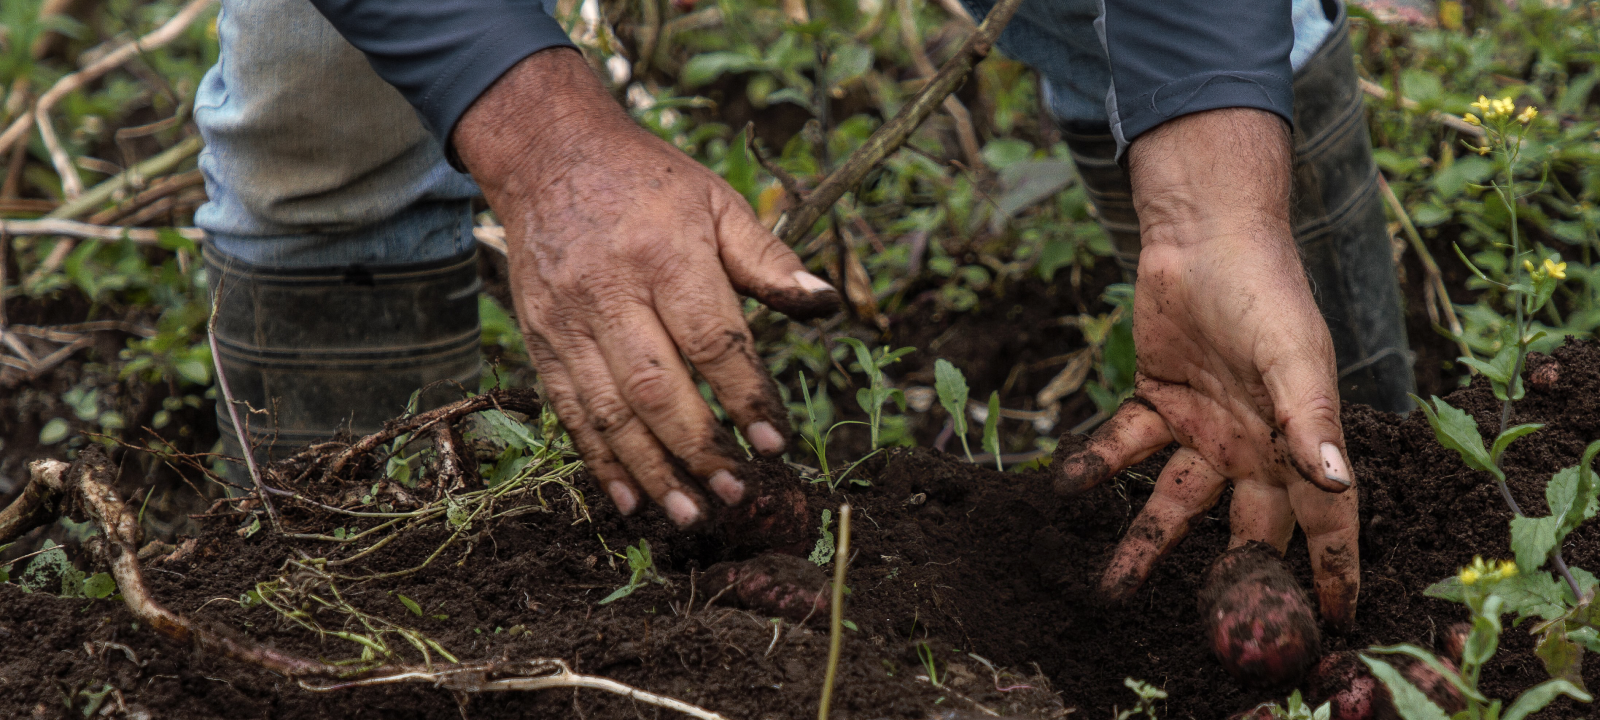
top-left (1097, 0), bottom-right (1294, 150)
top-left (307, 0), bottom-right (576, 144)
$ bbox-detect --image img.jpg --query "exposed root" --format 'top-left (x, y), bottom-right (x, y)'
top-left (321, 390), bottom-right (541, 481)
top-left (5, 446), bottom-right (727, 720)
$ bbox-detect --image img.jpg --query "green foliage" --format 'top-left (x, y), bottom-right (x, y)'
top-left (809, 508), bottom-right (836, 566)
top-left (916, 642), bottom-right (942, 687)
top-left (1114, 678), bottom-right (1169, 720)
top-left (599, 539), bottom-right (669, 605)
top-left (1409, 394), bottom-right (1503, 482)
top-left (933, 359), bottom-right (972, 461)
top-left (838, 338), bottom-right (913, 451)
top-left (796, 370), bottom-right (875, 490)
top-left (1509, 440), bottom-right (1600, 573)
top-left (982, 391), bottom-right (1001, 471)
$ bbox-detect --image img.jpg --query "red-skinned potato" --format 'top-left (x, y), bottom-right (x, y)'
top-left (1309, 649), bottom-right (1466, 720)
top-left (702, 554), bottom-right (829, 622)
top-left (1199, 542), bottom-right (1322, 687)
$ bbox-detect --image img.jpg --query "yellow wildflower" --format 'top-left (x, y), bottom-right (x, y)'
top-left (1494, 97), bottom-right (1516, 117)
top-left (1463, 113), bottom-right (1481, 126)
top-left (1461, 568), bottom-right (1480, 585)
top-left (1544, 258), bottom-right (1567, 280)
top-left (1525, 259), bottom-right (1538, 274)
top-left (1471, 95), bottom-right (1494, 115)
top-left (1477, 145), bottom-right (1491, 156)
top-left (1518, 106), bottom-right (1538, 124)
top-left (1500, 560), bottom-right (1519, 577)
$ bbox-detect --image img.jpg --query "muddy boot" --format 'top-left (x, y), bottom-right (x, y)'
top-left (206, 245), bottom-right (482, 485)
top-left (1061, 4), bottom-right (1415, 413)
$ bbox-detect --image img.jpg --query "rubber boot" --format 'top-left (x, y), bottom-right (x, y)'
top-left (1061, 4), bottom-right (1416, 413)
top-left (206, 245), bottom-right (483, 482)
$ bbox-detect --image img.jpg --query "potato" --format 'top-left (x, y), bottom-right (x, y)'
top-left (1198, 542), bottom-right (1321, 687)
top-left (1309, 650), bottom-right (1465, 720)
top-left (702, 554), bottom-right (830, 622)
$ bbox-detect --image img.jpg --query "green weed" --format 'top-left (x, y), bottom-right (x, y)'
top-left (599, 539), bottom-right (669, 605)
top-left (1113, 678), bottom-right (1168, 720)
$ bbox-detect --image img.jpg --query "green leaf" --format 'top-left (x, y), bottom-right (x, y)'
top-left (1512, 516), bottom-right (1562, 577)
top-left (933, 359), bottom-right (971, 459)
top-left (174, 358), bottom-right (210, 386)
top-left (1433, 155), bottom-right (1494, 199)
top-left (838, 338), bottom-right (876, 381)
top-left (598, 583), bottom-right (640, 605)
top-left (1534, 624), bottom-right (1585, 689)
top-left (1463, 598), bottom-right (1504, 667)
top-left (39, 418), bottom-right (71, 445)
top-left (1494, 570), bottom-right (1569, 620)
top-left (1501, 679), bottom-right (1591, 720)
top-left (1425, 576), bottom-right (1465, 603)
top-left (1491, 424), bottom-right (1543, 464)
top-left (681, 51), bottom-right (762, 88)
top-left (81, 573), bottom-right (117, 600)
top-left (983, 391), bottom-right (1002, 471)
top-left (480, 409), bottom-right (539, 451)
top-left (396, 593), bottom-right (422, 616)
top-left (1365, 643), bottom-right (1487, 704)
top-left (1408, 395), bottom-right (1500, 482)
top-left (1359, 655), bottom-right (1451, 720)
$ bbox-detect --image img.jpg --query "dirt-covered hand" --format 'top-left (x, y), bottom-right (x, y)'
top-left (454, 49), bottom-right (839, 528)
top-left (1051, 109), bottom-right (1360, 629)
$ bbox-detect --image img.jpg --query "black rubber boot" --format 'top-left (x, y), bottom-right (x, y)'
top-left (1061, 3), bottom-right (1416, 413)
top-left (205, 246), bottom-right (483, 481)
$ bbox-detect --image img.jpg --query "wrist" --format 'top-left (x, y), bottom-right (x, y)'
top-left (1127, 108), bottom-right (1293, 250)
top-left (453, 48), bottom-right (639, 195)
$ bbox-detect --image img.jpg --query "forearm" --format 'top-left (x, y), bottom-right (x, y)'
top-left (1127, 108), bottom-right (1294, 252)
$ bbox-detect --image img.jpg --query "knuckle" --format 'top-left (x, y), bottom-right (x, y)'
top-left (679, 324), bottom-right (747, 369)
top-left (618, 362), bottom-right (678, 417)
top-left (583, 392), bottom-right (635, 435)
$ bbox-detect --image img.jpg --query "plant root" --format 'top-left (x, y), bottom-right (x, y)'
top-left (4, 446), bottom-right (730, 720)
top-left (321, 389), bottom-right (541, 481)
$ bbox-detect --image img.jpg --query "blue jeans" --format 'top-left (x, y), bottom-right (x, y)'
top-left (193, 0), bottom-right (1336, 261)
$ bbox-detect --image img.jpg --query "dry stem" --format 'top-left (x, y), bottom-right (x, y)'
top-left (6, 448), bottom-right (728, 720)
top-left (817, 503), bottom-right (852, 720)
top-left (775, 0), bottom-right (1027, 244)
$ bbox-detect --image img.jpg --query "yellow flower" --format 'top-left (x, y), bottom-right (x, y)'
top-left (1494, 98), bottom-right (1516, 117)
top-left (1461, 568), bottom-right (1480, 585)
top-left (1500, 560), bottom-right (1519, 577)
top-left (1518, 106), bottom-right (1539, 124)
top-left (1464, 113), bottom-right (1482, 126)
top-left (1525, 259), bottom-right (1538, 274)
top-left (1544, 258), bottom-right (1567, 280)
top-left (1476, 145), bottom-right (1492, 156)
top-left (1471, 95), bottom-right (1494, 115)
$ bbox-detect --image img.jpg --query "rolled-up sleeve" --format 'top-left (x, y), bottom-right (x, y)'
top-left (308, 0), bottom-right (576, 144)
top-left (1095, 0), bottom-right (1294, 154)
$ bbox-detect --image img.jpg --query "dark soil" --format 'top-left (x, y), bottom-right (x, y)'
top-left (7, 339), bottom-right (1600, 720)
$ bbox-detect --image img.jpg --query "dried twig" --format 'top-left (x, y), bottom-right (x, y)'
top-left (87, 168), bottom-right (205, 225)
top-left (322, 390), bottom-right (542, 481)
top-left (207, 272), bottom-right (281, 531)
top-left (1358, 78), bottom-right (1486, 140)
top-left (0, 217), bottom-right (206, 242)
top-left (775, 0), bottom-right (1025, 244)
top-left (816, 503), bottom-right (852, 720)
top-left (4, 450), bottom-right (729, 720)
top-left (896, 0), bottom-right (981, 170)
top-left (6, 0), bottom-right (216, 197)
top-left (1378, 174), bottom-right (1473, 364)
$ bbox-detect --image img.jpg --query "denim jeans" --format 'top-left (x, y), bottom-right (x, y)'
top-left (193, 0), bottom-right (1335, 262)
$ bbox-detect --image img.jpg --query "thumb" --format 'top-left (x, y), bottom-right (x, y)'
top-left (1263, 331), bottom-right (1354, 494)
top-left (713, 193), bottom-right (841, 320)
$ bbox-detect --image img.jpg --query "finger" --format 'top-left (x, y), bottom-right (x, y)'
top-left (1098, 448), bottom-right (1228, 601)
top-left (555, 323), bottom-right (716, 528)
top-left (1054, 397), bottom-right (1173, 495)
top-left (1226, 480), bottom-right (1297, 553)
top-left (586, 299), bottom-right (750, 508)
top-left (712, 192), bottom-right (841, 320)
top-left (653, 252), bottom-right (792, 459)
top-left (526, 336), bottom-right (643, 516)
top-left (1289, 477), bottom-right (1361, 631)
top-left (1260, 318), bottom-right (1353, 493)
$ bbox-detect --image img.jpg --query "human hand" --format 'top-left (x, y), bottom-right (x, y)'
top-left (1052, 109), bottom-right (1359, 628)
top-left (454, 49), bottom-right (839, 528)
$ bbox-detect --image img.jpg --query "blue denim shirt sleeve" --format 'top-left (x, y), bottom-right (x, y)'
top-left (307, 0), bottom-right (576, 144)
top-left (1097, 0), bottom-right (1295, 150)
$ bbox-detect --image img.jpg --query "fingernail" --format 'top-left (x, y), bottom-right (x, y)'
top-left (662, 490), bottom-right (701, 527)
top-left (708, 469), bottom-right (745, 504)
top-left (1320, 442), bottom-right (1352, 487)
top-left (609, 483), bottom-right (639, 515)
top-left (793, 270), bottom-right (835, 294)
top-left (746, 421), bottom-right (785, 455)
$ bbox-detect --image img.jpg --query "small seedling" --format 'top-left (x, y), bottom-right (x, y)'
top-left (916, 642), bottom-right (943, 687)
top-left (982, 391), bottom-right (1002, 471)
top-left (1114, 678), bottom-right (1168, 720)
top-left (933, 359), bottom-right (973, 461)
top-left (837, 337), bottom-right (914, 450)
top-left (797, 371), bottom-right (876, 490)
top-left (809, 509), bottom-right (836, 566)
top-left (599, 539), bottom-right (669, 604)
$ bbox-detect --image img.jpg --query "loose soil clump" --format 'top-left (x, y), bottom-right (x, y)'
top-left (6, 340), bottom-right (1600, 719)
